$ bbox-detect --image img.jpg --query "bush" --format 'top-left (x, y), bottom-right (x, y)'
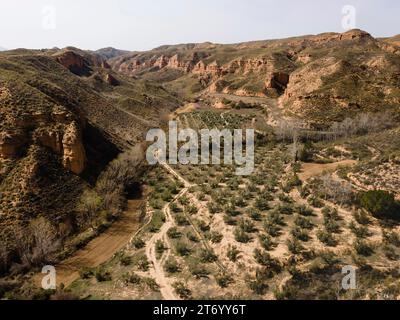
top-left (132, 237), bottom-right (145, 249)
top-left (123, 272), bottom-right (141, 285)
top-left (253, 249), bottom-right (281, 272)
top-left (255, 197), bottom-right (270, 211)
top-left (278, 203), bottom-right (294, 215)
top-left (247, 272), bottom-right (268, 295)
top-left (259, 234), bottom-right (275, 251)
top-left (79, 268), bottom-right (94, 279)
top-left (296, 205), bottom-right (315, 217)
top-left (173, 282), bottom-right (192, 299)
top-left (215, 273), bottom-right (233, 288)
top-left (164, 258), bottom-right (180, 274)
top-left (234, 228), bottom-right (251, 243)
top-left (349, 221), bottom-right (370, 239)
top-left (317, 230), bottom-right (338, 247)
top-left (95, 268), bottom-right (112, 282)
top-left (287, 238), bottom-right (304, 254)
top-left (175, 214), bottom-right (189, 226)
top-left (155, 240), bottom-right (166, 255)
top-left (360, 190), bottom-right (399, 220)
top-left (227, 245), bottom-right (241, 262)
top-left (383, 231), bottom-right (400, 247)
top-left (208, 231), bottom-right (223, 244)
top-left (291, 227), bottom-right (310, 242)
top-left (294, 215), bottom-right (314, 230)
top-left (199, 249), bottom-right (218, 263)
top-left (119, 254), bottom-right (132, 266)
top-left (175, 242), bottom-right (191, 256)
top-left (238, 218), bottom-right (256, 233)
top-left (167, 227), bottom-right (182, 239)
top-left (354, 241), bottom-right (374, 256)
top-left (190, 265), bottom-right (210, 279)
top-left (307, 196), bottom-right (324, 208)
top-left (137, 255), bottom-right (150, 271)
top-left (353, 210), bottom-right (370, 225)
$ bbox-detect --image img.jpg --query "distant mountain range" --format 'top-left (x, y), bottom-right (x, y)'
top-left (0, 46), bottom-right (7, 51)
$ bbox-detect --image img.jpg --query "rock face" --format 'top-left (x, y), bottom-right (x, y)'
top-left (55, 51), bottom-right (86, 74)
top-left (266, 72), bottom-right (290, 91)
top-left (0, 130), bottom-right (27, 158)
top-left (107, 29), bottom-right (400, 121)
top-left (62, 122), bottom-right (86, 175)
top-left (105, 73), bottom-right (119, 86)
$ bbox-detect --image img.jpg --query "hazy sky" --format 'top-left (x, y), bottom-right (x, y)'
top-left (0, 0), bottom-right (398, 51)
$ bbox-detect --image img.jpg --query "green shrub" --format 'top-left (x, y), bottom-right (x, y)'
top-left (173, 282), bottom-right (192, 299)
top-left (215, 273), bottom-right (233, 288)
top-left (253, 249), bottom-right (281, 272)
top-left (119, 254), bottom-right (132, 266)
top-left (95, 268), bottom-right (112, 282)
top-left (137, 255), bottom-right (150, 271)
top-left (234, 228), bottom-right (251, 243)
top-left (164, 258), bottom-right (180, 274)
top-left (208, 231), bottom-right (223, 244)
top-left (259, 234), bottom-right (275, 251)
top-left (287, 238), bottom-right (304, 254)
top-left (132, 237), bottom-right (145, 249)
top-left (155, 240), bottom-right (166, 255)
top-left (199, 249), bottom-right (218, 263)
top-left (175, 214), bottom-right (189, 226)
top-left (354, 240), bottom-right (374, 256)
top-left (167, 227), bottom-right (182, 239)
top-left (317, 230), bottom-right (338, 247)
top-left (190, 265), bottom-right (210, 279)
top-left (175, 242), bottom-right (191, 256)
top-left (227, 245), bottom-right (241, 262)
top-left (360, 190), bottom-right (399, 220)
top-left (122, 272), bottom-right (141, 285)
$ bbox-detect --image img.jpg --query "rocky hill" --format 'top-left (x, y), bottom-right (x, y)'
top-left (95, 47), bottom-right (131, 60)
top-left (0, 47), bottom-right (179, 228)
top-left (110, 29), bottom-right (400, 123)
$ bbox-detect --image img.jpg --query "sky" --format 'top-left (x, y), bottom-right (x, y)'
top-left (0, 0), bottom-right (398, 51)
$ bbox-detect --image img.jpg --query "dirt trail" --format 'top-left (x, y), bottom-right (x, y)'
top-left (299, 159), bottom-right (357, 181)
top-left (33, 199), bottom-right (143, 288)
top-left (143, 162), bottom-right (193, 300)
top-left (145, 186), bottom-right (189, 301)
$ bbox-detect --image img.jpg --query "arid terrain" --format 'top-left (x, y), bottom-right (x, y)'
top-left (1, 29), bottom-right (400, 300)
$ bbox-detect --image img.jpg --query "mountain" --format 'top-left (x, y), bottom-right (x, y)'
top-left (95, 47), bottom-right (130, 60)
top-left (109, 29), bottom-right (400, 124)
top-left (0, 47), bottom-right (7, 51)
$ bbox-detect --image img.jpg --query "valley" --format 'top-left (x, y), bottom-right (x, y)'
top-left (1, 29), bottom-right (400, 300)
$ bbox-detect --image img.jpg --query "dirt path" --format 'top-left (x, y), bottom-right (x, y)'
top-left (299, 160), bottom-right (357, 181)
top-left (145, 186), bottom-right (189, 301)
top-left (33, 199), bottom-right (143, 288)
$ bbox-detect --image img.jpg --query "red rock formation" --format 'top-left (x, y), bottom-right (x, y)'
top-left (266, 72), bottom-right (290, 90)
top-left (55, 51), bottom-right (85, 72)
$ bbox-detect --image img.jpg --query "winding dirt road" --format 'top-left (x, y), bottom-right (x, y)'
top-left (33, 198), bottom-right (143, 288)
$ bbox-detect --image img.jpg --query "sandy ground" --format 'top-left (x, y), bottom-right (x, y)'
top-left (33, 199), bottom-right (143, 288)
top-left (299, 160), bottom-right (357, 181)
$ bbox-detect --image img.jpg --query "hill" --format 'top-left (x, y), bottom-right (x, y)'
top-left (0, 47), bottom-right (180, 258)
top-left (109, 29), bottom-right (400, 124)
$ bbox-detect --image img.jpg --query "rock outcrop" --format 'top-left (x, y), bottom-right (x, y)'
top-left (105, 73), bottom-right (119, 86)
top-left (0, 130), bottom-right (27, 158)
top-left (55, 51), bottom-right (86, 74)
top-left (266, 72), bottom-right (290, 91)
top-left (62, 122), bottom-right (86, 175)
